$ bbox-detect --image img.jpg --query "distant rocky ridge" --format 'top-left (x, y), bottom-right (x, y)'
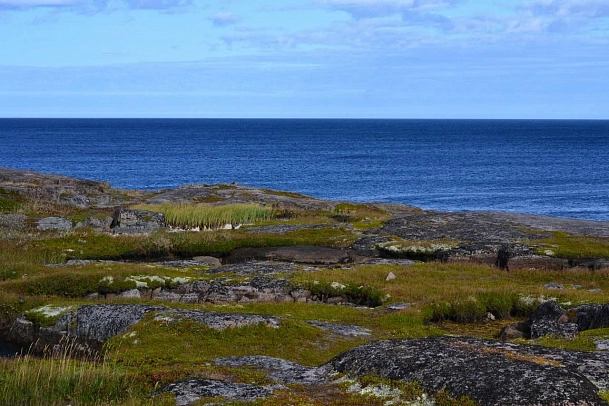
top-left (3, 167), bottom-right (609, 271)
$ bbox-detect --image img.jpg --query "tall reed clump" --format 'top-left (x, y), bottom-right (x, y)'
top-left (0, 338), bottom-right (158, 406)
top-left (135, 203), bottom-right (274, 230)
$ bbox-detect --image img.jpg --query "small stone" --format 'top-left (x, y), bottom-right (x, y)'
top-left (387, 303), bottom-right (411, 311)
top-left (543, 283), bottom-right (564, 290)
top-left (499, 324), bottom-right (525, 340)
top-left (595, 339), bottom-right (609, 351)
top-left (192, 256), bottom-right (222, 266)
top-left (119, 289), bottom-right (141, 299)
top-left (487, 312), bottom-right (496, 321)
top-left (385, 272), bottom-right (397, 281)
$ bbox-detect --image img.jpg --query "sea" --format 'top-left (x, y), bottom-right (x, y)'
top-left (1, 118), bottom-right (608, 221)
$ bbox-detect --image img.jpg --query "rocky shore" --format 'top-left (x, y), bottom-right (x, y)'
top-left (2, 168), bottom-right (609, 405)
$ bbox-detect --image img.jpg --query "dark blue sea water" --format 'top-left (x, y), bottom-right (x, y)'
top-left (1, 118), bottom-right (608, 221)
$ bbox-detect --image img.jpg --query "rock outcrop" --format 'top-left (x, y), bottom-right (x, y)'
top-left (153, 378), bottom-right (272, 406)
top-left (156, 337), bottom-right (609, 405)
top-left (110, 208), bottom-right (165, 234)
top-left (225, 245), bottom-right (352, 265)
top-left (327, 336), bottom-right (609, 406)
top-left (37, 216), bottom-right (73, 231)
top-left (7, 304), bottom-right (280, 354)
top-left (501, 300), bottom-right (609, 341)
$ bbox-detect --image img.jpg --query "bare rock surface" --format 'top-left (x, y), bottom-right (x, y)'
top-left (146, 183), bottom-right (334, 211)
top-left (501, 301), bottom-right (609, 341)
top-left (110, 208), bottom-right (165, 234)
top-left (7, 304), bottom-right (281, 353)
top-left (0, 168), bottom-right (110, 204)
top-left (327, 336), bottom-right (609, 405)
top-left (37, 216), bottom-right (73, 231)
top-left (203, 261), bottom-right (302, 276)
top-left (155, 309), bottom-right (280, 330)
top-left (574, 303), bottom-right (609, 331)
top-left (215, 355), bottom-right (328, 385)
top-left (153, 377), bottom-right (272, 406)
top-left (306, 321), bottom-right (372, 337)
top-left (382, 211), bottom-right (545, 243)
top-left (226, 245), bottom-right (352, 265)
top-left (0, 213), bottom-right (26, 230)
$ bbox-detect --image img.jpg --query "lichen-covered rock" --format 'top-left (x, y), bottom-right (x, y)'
top-left (69, 304), bottom-right (164, 344)
top-left (215, 355), bottom-right (328, 385)
top-left (204, 261), bottom-right (301, 276)
top-left (529, 300), bottom-right (579, 339)
top-left (502, 300), bottom-right (579, 340)
top-left (74, 216), bottom-right (112, 231)
top-left (326, 336), bottom-right (609, 406)
top-left (226, 245), bottom-right (351, 265)
top-left (7, 304), bottom-right (281, 354)
top-left (153, 377), bottom-right (271, 406)
top-left (110, 208), bottom-right (165, 234)
top-left (306, 321), bottom-right (372, 337)
top-left (574, 303), bottom-right (609, 331)
top-left (156, 309), bottom-right (280, 330)
top-left (37, 216), bottom-right (72, 231)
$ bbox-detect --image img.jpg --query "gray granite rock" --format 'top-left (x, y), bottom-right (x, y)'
top-left (327, 336), bottom-right (609, 405)
top-left (37, 217), bottom-right (72, 231)
top-left (215, 355), bottom-right (328, 385)
top-left (110, 208), bottom-right (165, 234)
top-left (306, 321), bottom-right (372, 337)
top-left (153, 378), bottom-right (271, 406)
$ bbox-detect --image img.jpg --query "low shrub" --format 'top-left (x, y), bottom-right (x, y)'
top-left (430, 292), bottom-right (537, 323)
top-left (301, 280), bottom-right (384, 307)
top-left (24, 273), bottom-right (99, 298)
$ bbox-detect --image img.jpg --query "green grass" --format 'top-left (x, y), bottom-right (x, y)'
top-left (0, 341), bottom-right (170, 406)
top-left (0, 187), bottom-right (23, 213)
top-left (108, 315), bottom-right (367, 368)
top-left (5, 192), bottom-right (609, 405)
top-left (537, 232), bottom-right (609, 259)
top-left (134, 203), bottom-right (274, 229)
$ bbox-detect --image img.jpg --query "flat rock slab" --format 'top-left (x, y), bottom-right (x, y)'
top-left (155, 309), bottom-right (280, 330)
top-left (327, 336), bottom-right (609, 405)
top-left (382, 211), bottom-right (546, 243)
top-left (307, 321), bottom-right (372, 337)
top-left (154, 377), bottom-right (271, 406)
top-left (215, 355), bottom-right (328, 385)
top-left (226, 246), bottom-right (351, 265)
top-left (37, 216), bottom-right (72, 231)
top-left (204, 261), bottom-right (302, 276)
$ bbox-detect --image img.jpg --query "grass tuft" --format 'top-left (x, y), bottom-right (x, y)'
top-left (134, 203), bottom-right (274, 229)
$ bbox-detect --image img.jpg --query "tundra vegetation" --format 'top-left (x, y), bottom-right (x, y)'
top-left (1, 172), bottom-right (609, 405)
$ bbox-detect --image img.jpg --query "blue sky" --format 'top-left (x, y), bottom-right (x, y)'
top-left (1, 0), bottom-right (608, 118)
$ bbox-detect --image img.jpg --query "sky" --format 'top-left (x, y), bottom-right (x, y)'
top-left (1, 0), bottom-right (608, 118)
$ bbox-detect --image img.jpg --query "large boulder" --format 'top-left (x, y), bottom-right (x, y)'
top-left (573, 303), bottom-right (609, 331)
top-left (500, 300), bottom-right (579, 340)
top-left (110, 208), bottom-right (165, 234)
top-left (327, 336), bottom-right (609, 406)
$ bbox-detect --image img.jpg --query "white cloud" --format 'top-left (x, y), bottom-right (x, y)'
top-left (211, 12), bottom-right (239, 27)
top-left (0, 0), bottom-right (84, 6)
top-left (123, 0), bottom-right (192, 10)
top-left (0, 0), bottom-right (191, 10)
top-left (521, 0), bottom-right (609, 18)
